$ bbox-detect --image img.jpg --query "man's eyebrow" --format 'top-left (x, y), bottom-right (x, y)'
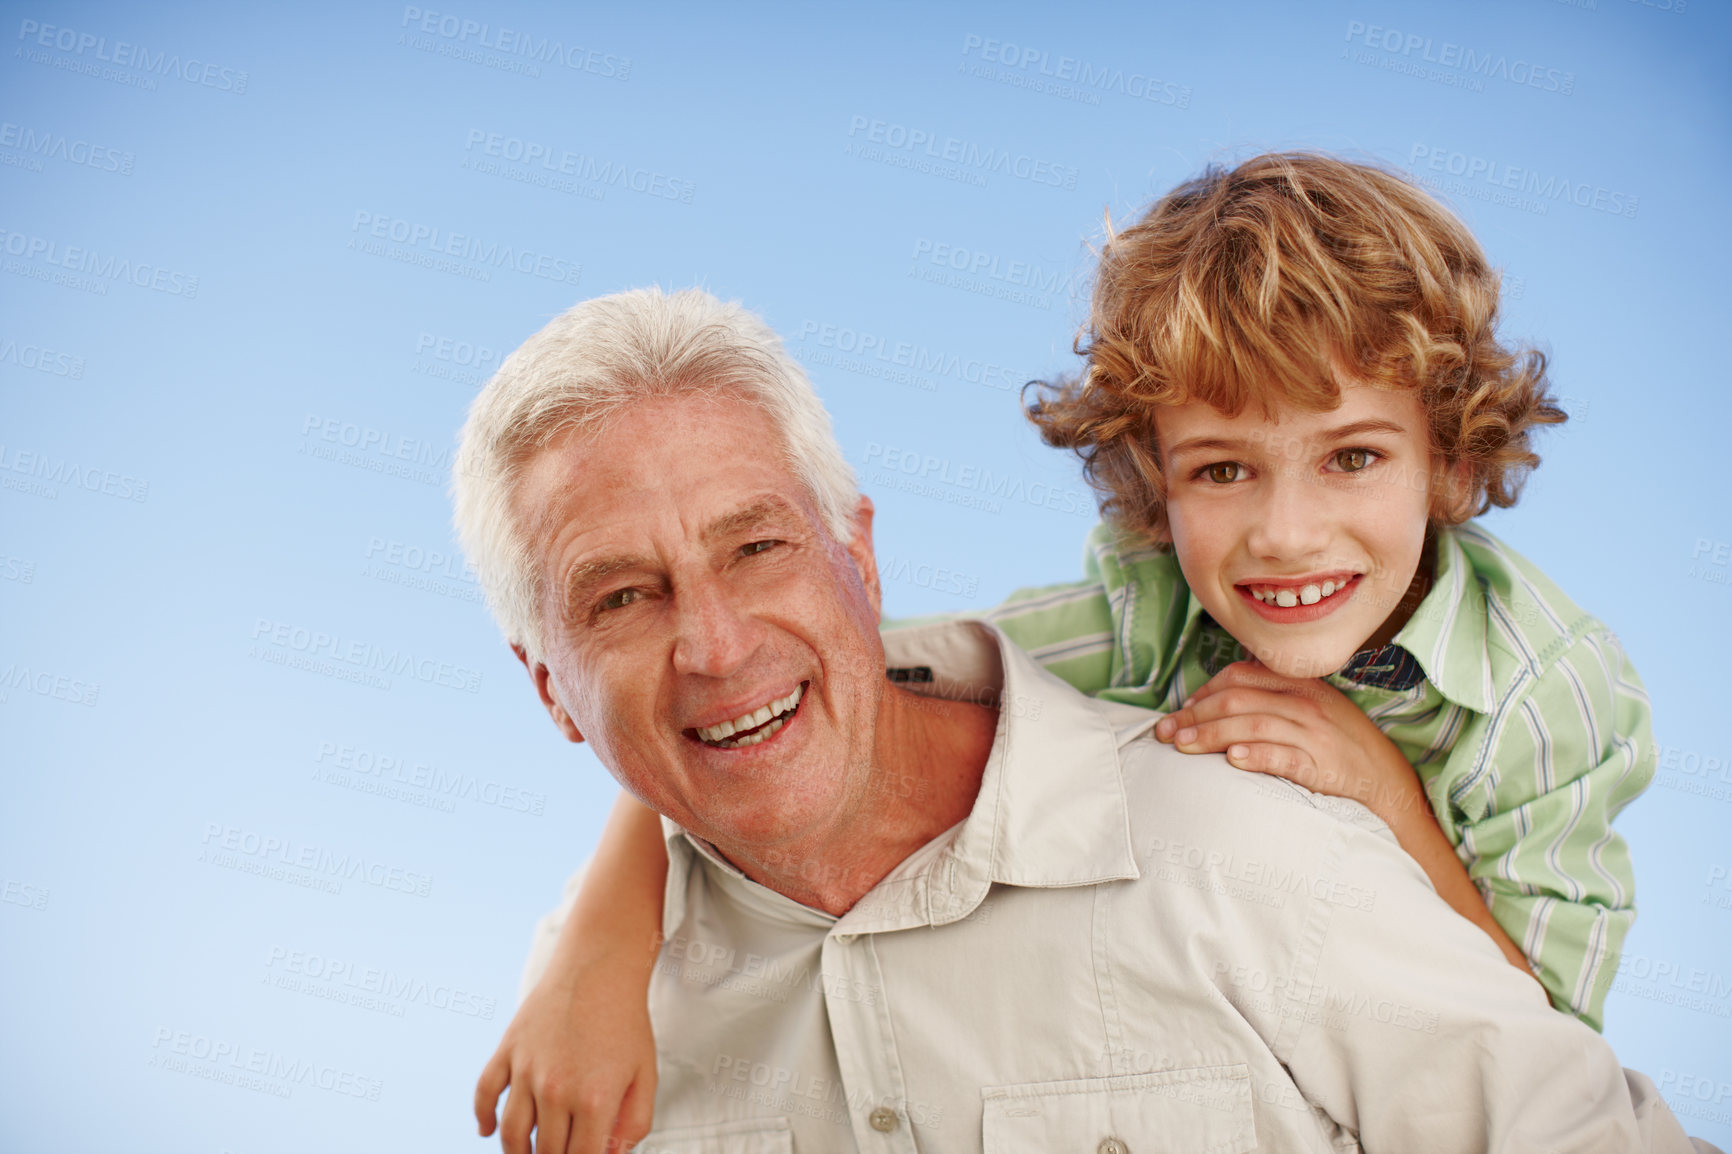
top-left (700, 496), bottom-right (803, 544)
top-left (1164, 419), bottom-right (1409, 460)
top-left (561, 554), bottom-right (653, 613)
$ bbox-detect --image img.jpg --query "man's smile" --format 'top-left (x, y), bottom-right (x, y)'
top-left (688, 682), bottom-right (807, 749)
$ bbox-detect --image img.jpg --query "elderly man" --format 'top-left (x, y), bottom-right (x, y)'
top-left (453, 287), bottom-right (1708, 1153)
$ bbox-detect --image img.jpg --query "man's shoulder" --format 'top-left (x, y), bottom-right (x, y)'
top-left (1105, 713), bottom-right (1412, 881)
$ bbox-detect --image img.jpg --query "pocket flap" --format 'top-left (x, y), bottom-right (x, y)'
top-left (983, 1065), bottom-right (1255, 1154)
top-left (636, 1115), bottom-right (793, 1154)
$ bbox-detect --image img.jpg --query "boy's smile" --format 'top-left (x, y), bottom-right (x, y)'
top-left (1157, 381), bottom-right (1442, 679)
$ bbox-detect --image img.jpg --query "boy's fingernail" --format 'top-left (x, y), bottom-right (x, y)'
top-left (1176, 727), bottom-right (1196, 744)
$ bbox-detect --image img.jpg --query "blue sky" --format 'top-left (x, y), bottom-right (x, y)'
top-left (3, 1), bottom-right (1729, 1149)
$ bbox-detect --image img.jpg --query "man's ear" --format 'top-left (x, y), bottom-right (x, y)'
top-left (510, 642), bottom-right (585, 744)
top-left (841, 494), bottom-right (882, 620)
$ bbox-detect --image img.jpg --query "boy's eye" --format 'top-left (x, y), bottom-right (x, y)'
top-left (1333, 449), bottom-right (1374, 472)
top-left (1203, 462), bottom-right (1242, 484)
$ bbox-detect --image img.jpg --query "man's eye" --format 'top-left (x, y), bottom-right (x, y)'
top-left (1333, 448), bottom-right (1375, 473)
top-left (598, 588), bottom-right (642, 612)
top-left (1202, 462), bottom-right (1243, 484)
top-left (740, 539), bottom-right (778, 557)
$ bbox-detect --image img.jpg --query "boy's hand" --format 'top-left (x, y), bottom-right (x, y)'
top-left (1152, 660), bottom-right (1427, 822)
top-left (474, 952), bottom-right (657, 1154)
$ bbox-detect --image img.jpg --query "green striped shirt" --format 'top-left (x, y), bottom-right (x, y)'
top-left (894, 520), bottom-right (1653, 1031)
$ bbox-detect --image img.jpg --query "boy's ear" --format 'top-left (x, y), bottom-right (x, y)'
top-left (511, 643), bottom-right (585, 744)
top-left (1433, 458), bottom-right (1477, 523)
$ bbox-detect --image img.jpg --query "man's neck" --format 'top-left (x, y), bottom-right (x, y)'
top-left (716, 684), bottom-right (998, 916)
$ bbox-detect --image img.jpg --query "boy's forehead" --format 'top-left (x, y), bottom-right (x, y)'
top-left (1156, 382), bottom-right (1424, 443)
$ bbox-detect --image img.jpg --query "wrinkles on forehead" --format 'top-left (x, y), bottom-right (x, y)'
top-left (554, 493), bottom-right (812, 623)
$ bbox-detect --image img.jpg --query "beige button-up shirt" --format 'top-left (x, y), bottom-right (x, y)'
top-left (531, 620), bottom-right (1704, 1153)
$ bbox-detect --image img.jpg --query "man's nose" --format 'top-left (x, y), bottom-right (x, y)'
top-left (1243, 472), bottom-right (1333, 561)
top-left (671, 575), bottom-right (765, 679)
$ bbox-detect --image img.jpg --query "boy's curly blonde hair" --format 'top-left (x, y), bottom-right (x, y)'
top-left (1027, 151), bottom-right (1566, 541)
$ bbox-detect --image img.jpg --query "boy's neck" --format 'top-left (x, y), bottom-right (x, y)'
top-left (1360, 531), bottom-right (1438, 654)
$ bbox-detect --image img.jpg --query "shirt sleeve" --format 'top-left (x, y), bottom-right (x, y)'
top-left (1453, 625), bottom-right (1655, 1032)
top-left (1279, 799), bottom-right (1696, 1153)
top-left (982, 577), bottom-right (1117, 695)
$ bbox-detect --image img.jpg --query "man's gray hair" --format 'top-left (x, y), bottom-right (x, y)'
top-left (451, 286), bottom-right (859, 664)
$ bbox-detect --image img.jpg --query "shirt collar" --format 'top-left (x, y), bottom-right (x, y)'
top-left (1377, 528), bottom-right (1495, 713)
top-left (660, 620), bottom-right (1142, 939)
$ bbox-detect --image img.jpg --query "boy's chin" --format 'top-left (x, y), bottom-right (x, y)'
top-left (1250, 641), bottom-right (1361, 680)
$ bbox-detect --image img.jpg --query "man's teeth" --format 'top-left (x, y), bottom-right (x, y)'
top-left (1250, 579), bottom-right (1346, 607)
top-left (697, 685), bottom-right (805, 746)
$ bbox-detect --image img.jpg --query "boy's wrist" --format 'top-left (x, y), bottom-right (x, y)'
top-left (1357, 762), bottom-right (1435, 835)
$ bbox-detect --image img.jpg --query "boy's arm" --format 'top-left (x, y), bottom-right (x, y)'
top-left (475, 791), bottom-right (669, 1154)
top-left (1451, 627), bottom-right (1655, 1031)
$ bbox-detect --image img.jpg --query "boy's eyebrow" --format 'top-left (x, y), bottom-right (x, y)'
top-left (1317, 418), bottom-right (1409, 442)
top-left (1165, 419), bottom-right (1409, 459)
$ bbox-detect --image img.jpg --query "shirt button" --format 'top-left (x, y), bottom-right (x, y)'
top-left (868, 1106), bottom-right (899, 1132)
top-left (1098, 1139), bottom-right (1130, 1154)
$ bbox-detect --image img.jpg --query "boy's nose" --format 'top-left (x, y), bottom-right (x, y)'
top-left (1244, 475), bottom-right (1334, 560)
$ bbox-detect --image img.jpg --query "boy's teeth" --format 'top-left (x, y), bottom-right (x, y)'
top-left (697, 684), bottom-right (805, 745)
top-left (1249, 578), bottom-right (1348, 608)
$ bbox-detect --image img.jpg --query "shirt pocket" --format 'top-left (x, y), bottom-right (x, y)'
top-left (635, 1116), bottom-right (792, 1154)
top-left (982, 1065), bottom-right (1256, 1154)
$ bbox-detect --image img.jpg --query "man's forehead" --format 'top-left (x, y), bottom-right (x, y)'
top-left (517, 437), bottom-right (823, 584)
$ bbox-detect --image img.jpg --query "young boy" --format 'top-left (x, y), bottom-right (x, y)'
top-left (474, 153), bottom-right (1654, 1153)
